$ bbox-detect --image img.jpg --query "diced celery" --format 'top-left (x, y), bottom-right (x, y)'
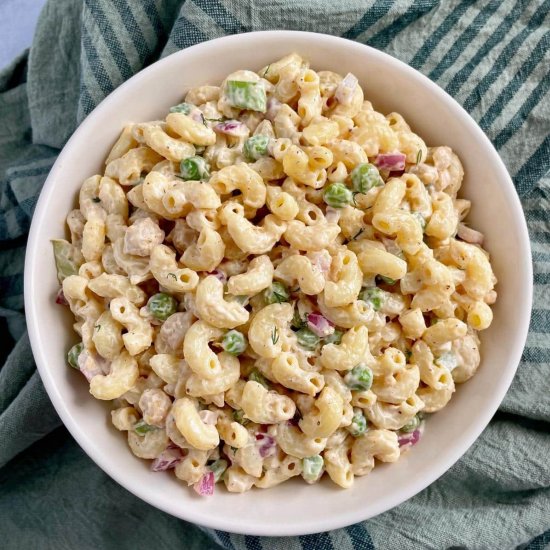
top-left (51, 239), bottom-right (81, 283)
top-left (225, 81), bottom-right (267, 112)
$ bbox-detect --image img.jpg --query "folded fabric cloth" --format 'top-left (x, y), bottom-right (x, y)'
top-left (1, 1), bottom-right (549, 548)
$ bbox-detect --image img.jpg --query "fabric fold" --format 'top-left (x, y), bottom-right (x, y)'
top-left (27, 0), bottom-right (83, 149)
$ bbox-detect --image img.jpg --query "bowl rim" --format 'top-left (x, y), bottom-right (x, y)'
top-left (24, 30), bottom-right (533, 536)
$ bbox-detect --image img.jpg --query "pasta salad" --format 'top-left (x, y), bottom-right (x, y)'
top-left (52, 53), bottom-right (497, 495)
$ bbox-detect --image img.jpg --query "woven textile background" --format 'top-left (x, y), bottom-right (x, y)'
top-left (0, 1), bottom-right (549, 549)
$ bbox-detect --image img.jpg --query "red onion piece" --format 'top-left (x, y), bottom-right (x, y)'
top-left (55, 288), bottom-right (68, 306)
top-left (308, 250), bottom-right (332, 275)
top-left (388, 170), bottom-right (405, 178)
top-left (255, 433), bottom-right (276, 458)
top-left (457, 223), bottom-right (484, 245)
top-left (265, 97), bottom-right (282, 121)
top-left (78, 350), bottom-right (109, 382)
top-left (325, 206), bottom-right (341, 224)
top-left (398, 429), bottom-right (421, 448)
top-left (193, 471), bottom-right (215, 496)
top-left (335, 73), bottom-right (358, 106)
top-left (376, 153), bottom-right (406, 171)
top-left (151, 447), bottom-right (183, 471)
top-left (189, 110), bottom-right (204, 123)
top-left (306, 313), bottom-right (335, 337)
top-left (208, 269), bottom-right (227, 284)
top-left (214, 120), bottom-right (249, 137)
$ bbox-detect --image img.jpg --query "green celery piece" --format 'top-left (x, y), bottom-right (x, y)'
top-left (226, 81), bottom-right (267, 112)
top-left (51, 239), bottom-right (81, 283)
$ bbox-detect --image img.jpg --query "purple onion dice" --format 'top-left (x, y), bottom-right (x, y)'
top-left (255, 433), bottom-right (276, 458)
top-left (375, 153), bottom-right (407, 171)
top-left (78, 350), bottom-right (109, 382)
top-left (193, 471), bottom-right (215, 496)
top-left (308, 250), bottom-right (332, 275)
top-left (324, 206), bottom-right (342, 224)
top-left (189, 109), bottom-right (204, 123)
top-left (457, 223), bottom-right (484, 245)
top-left (208, 269), bottom-right (227, 284)
top-left (265, 97), bottom-right (282, 121)
top-left (55, 288), bottom-right (69, 306)
top-left (151, 447), bottom-right (183, 471)
top-left (335, 73), bottom-right (359, 106)
top-left (214, 120), bottom-right (249, 137)
top-left (398, 428), bottom-right (421, 448)
top-left (306, 313), bottom-right (335, 338)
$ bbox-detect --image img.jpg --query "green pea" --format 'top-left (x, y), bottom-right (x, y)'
top-left (376, 275), bottom-right (397, 285)
top-left (323, 182), bottom-right (353, 208)
top-left (180, 156), bottom-right (210, 180)
top-left (222, 330), bottom-right (247, 356)
top-left (134, 420), bottom-right (157, 435)
top-left (296, 327), bottom-right (320, 351)
top-left (263, 281), bottom-right (290, 304)
top-left (249, 369), bottom-right (270, 389)
top-left (360, 287), bottom-right (386, 311)
top-left (226, 80), bottom-right (267, 112)
top-left (209, 459), bottom-right (228, 482)
top-left (169, 102), bottom-right (193, 114)
top-left (302, 455), bottom-right (324, 482)
top-left (344, 364), bottom-right (373, 391)
top-left (350, 163), bottom-right (383, 194)
top-left (244, 135), bottom-right (270, 162)
top-left (52, 239), bottom-right (81, 283)
top-left (67, 342), bottom-right (84, 369)
top-left (347, 408), bottom-right (368, 437)
top-left (147, 293), bottom-right (177, 321)
top-left (400, 415), bottom-right (421, 433)
top-left (324, 329), bottom-right (344, 345)
top-left (232, 409), bottom-right (250, 426)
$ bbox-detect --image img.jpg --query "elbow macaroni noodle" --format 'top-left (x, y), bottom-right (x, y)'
top-left (53, 54), bottom-right (497, 495)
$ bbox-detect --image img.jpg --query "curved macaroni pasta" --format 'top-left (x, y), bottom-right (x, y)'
top-left (195, 275), bottom-right (249, 329)
top-left (90, 351), bottom-right (139, 400)
top-left (172, 397), bottom-right (219, 450)
top-left (227, 255), bottom-right (274, 296)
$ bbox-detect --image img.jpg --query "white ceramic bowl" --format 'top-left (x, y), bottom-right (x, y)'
top-left (25, 31), bottom-right (532, 536)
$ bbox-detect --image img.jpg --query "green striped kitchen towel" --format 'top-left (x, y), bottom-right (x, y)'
top-left (1, 1), bottom-right (549, 549)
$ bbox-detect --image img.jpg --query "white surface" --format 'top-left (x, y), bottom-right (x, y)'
top-left (0, 0), bottom-right (46, 69)
top-left (24, 32), bottom-right (533, 536)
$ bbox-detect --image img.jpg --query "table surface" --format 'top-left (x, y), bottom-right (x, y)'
top-left (0, 0), bottom-right (47, 70)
